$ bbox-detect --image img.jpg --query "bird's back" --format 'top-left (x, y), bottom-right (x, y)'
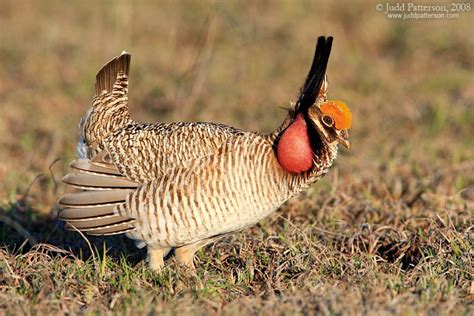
top-left (103, 121), bottom-right (245, 182)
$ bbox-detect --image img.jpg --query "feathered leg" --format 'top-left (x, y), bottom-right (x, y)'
top-left (147, 247), bottom-right (169, 272)
top-left (175, 241), bottom-right (209, 270)
top-left (175, 236), bottom-right (224, 270)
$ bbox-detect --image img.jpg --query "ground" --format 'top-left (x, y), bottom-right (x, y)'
top-left (0, 1), bottom-right (473, 314)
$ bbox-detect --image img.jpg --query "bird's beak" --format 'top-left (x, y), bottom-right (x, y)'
top-left (340, 138), bottom-right (351, 149)
top-left (337, 131), bottom-right (351, 149)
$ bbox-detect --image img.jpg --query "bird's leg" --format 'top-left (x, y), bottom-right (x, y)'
top-left (147, 247), bottom-right (167, 272)
top-left (175, 241), bottom-right (209, 270)
top-left (175, 236), bottom-right (224, 270)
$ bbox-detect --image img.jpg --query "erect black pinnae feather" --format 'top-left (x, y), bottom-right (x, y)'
top-left (295, 36), bottom-right (333, 115)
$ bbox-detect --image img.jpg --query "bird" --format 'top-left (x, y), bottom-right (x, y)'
top-left (58, 36), bottom-right (352, 271)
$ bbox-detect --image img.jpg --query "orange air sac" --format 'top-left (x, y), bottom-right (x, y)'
top-left (277, 115), bottom-right (313, 173)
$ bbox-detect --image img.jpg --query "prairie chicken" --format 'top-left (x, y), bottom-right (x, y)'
top-left (58, 36), bottom-right (352, 271)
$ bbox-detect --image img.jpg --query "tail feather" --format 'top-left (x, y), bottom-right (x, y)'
top-left (95, 51), bottom-right (131, 95)
top-left (79, 52), bottom-right (132, 158)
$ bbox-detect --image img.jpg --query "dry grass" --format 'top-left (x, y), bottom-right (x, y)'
top-left (0, 0), bottom-right (473, 314)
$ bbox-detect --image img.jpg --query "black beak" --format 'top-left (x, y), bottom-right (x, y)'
top-left (295, 36), bottom-right (333, 115)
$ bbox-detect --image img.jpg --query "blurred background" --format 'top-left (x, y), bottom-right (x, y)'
top-left (0, 0), bottom-right (472, 212)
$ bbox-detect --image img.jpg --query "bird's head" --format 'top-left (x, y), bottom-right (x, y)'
top-left (276, 36), bottom-right (352, 173)
top-left (307, 97), bottom-right (352, 150)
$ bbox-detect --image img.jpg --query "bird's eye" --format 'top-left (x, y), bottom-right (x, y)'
top-left (322, 115), bottom-right (334, 127)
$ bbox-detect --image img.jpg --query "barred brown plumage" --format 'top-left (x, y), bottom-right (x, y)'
top-left (58, 36), bottom-right (352, 271)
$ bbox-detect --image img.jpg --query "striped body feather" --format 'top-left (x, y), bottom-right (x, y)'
top-left (120, 133), bottom-right (336, 247)
top-left (60, 130), bottom-right (336, 243)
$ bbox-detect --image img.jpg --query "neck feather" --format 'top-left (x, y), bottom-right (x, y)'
top-left (268, 113), bottom-right (339, 180)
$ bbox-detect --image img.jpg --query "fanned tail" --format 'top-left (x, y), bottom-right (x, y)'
top-left (95, 51), bottom-right (131, 96)
top-left (79, 51), bottom-right (133, 158)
